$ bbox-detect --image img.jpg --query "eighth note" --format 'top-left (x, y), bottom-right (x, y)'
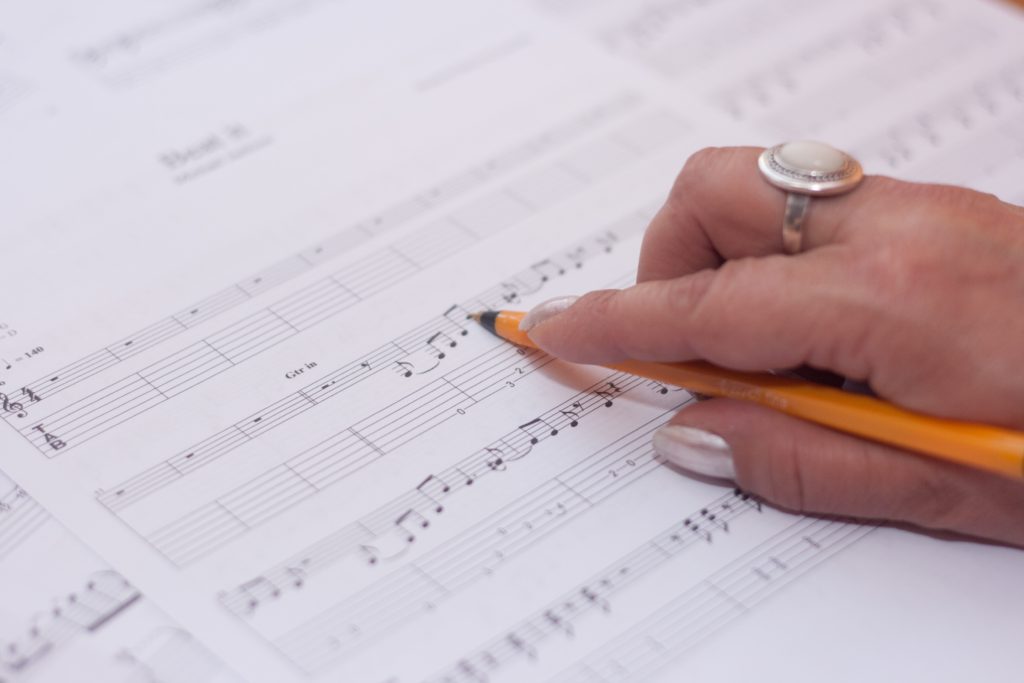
top-left (426, 331), bottom-right (457, 358)
top-left (415, 474), bottom-right (451, 513)
top-left (518, 417), bottom-right (558, 444)
top-left (443, 304), bottom-right (471, 336)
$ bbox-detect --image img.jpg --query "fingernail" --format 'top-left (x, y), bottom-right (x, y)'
top-left (653, 425), bottom-right (736, 480)
top-left (519, 295), bottom-right (579, 332)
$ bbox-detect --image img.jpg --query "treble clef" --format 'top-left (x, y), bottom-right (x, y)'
top-left (0, 392), bottom-right (26, 418)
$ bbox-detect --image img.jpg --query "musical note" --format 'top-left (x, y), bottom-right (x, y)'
top-left (647, 380), bottom-right (670, 395)
top-left (426, 331), bottom-right (458, 358)
top-left (737, 489), bottom-right (762, 512)
top-left (517, 417), bottom-right (558, 444)
top-left (0, 624), bottom-right (52, 670)
top-left (396, 508), bottom-right (430, 537)
top-left (393, 353), bottom-right (440, 377)
top-left (415, 474), bottom-right (451, 514)
top-left (543, 609), bottom-right (574, 637)
top-left (530, 258), bottom-right (566, 282)
top-left (580, 586), bottom-right (610, 613)
top-left (499, 282), bottom-right (522, 304)
top-left (443, 304), bottom-right (471, 336)
top-left (699, 507), bottom-right (729, 533)
top-left (484, 447), bottom-right (507, 471)
top-left (564, 245), bottom-right (587, 268)
top-left (237, 577), bottom-right (282, 613)
top-left (595, 232), bottom-right (616, 253)
top-left (683, 518), bottom-right (712, 543)
top-left (595, 380), bottom-right (622, 407)
top-left (560, 403), bottom-right (582, 427)
top-left (1, 358), bottom-right (10, 370)
top-left (455, 467), bottom-right (477, 487)
top-left (506, 632), bottom-right (538, 660)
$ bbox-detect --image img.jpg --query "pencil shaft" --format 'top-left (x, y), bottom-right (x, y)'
top-left (487, 310), bottom-right (1024, 480)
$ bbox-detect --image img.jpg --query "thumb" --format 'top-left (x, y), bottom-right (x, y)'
top-left (653, 399), bottom-right (1024, 548)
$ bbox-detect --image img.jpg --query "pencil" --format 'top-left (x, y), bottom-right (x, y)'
top-left (471, 309), bottom-right (1024, 480)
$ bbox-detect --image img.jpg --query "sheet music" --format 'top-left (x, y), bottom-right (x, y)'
top-left (0, 469), bottom-right (239, 683)
top-left (1, 1), bottom-right (1023, 681)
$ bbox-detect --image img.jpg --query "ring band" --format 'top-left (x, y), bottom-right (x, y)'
top-left (758, 141), bottom-right (864, 254)
top-left (782, 193), bottom-right (811, 255)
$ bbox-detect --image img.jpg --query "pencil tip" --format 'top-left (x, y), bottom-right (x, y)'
top-left (469, 310), bottom-right (500, 335)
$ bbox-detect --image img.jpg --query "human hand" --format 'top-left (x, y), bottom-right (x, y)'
top-left (525, 146), bottom-right (1024, 548)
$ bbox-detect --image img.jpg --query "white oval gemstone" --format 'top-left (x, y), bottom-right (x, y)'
top-left (777, 140), bottom-right (847, 173)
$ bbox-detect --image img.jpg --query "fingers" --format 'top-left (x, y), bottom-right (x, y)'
top-left (653, 399), bottom-right (1024, 548)
top-left (526, 250), bottom-right (877, 380)
top-left (637, 146), bottom-right (895, 283)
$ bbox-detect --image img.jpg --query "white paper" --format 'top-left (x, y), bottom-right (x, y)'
top-left (1, 1), bottom-right (1023, 681)
top-left (0, 469), bottom-right (241, 683)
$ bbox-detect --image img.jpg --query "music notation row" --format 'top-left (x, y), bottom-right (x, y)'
top-left (598, 0), bottom-right (814, 72)
top-left (144, 342), bottom-right (559, 566)
top-left (5, 92), bottom-right (640, 416)
top-left (0, 484), bottom-right (47, 561)
top-left (7, 108), bottom-right (683, 457)
top-left (855, 57), bottom-right (1024, 177)
top-left (712, 0), bottom-right (947, 123)
top-left (270, 407), bottom-right (686, 674)
top-left (425, 488), bottom-right (763, 683)
top-left (537, 0), bottom-right (819, 80)
top-left (546, 518), bottom-right (874, 683)
top-left (97, 216), bottom-right (644, 519)
top-left (215, 369), bottom-right (673, 618)
top-left (0, 570), bottom-right (140, 674)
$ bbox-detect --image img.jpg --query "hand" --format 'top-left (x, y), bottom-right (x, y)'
top-left (525, 146), bottom-right (1024, 548)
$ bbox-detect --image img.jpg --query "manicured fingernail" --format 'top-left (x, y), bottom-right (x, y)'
top-left (653, 425), bottom-right (736, 480)
top-left (520, 296), bottom-right (579, 332)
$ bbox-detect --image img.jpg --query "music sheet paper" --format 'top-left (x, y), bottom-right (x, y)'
top-left (1, 1), bottom-right (1023, 681)
top-left (0, 469), bottom-right (242, 682)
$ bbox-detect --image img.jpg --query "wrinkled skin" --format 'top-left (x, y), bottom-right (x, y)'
top-left (530, 146), bottom-right (1024, 548)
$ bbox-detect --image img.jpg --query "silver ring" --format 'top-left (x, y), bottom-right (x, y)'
top-left (758, 141), bottom-right (864, 254)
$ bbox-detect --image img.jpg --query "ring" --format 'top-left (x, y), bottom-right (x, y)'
top-left (758, 141), bottom-right (864, 254)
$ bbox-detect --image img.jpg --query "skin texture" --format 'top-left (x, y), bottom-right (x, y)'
top-left (528, 146), bottom-right (1024, 548)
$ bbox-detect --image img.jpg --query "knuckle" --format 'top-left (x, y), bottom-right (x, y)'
top-left (671, 147), bottom-right (725, 200)
top-left (759, 433), bottom-right (810, 512)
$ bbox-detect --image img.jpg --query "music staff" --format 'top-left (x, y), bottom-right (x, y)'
top-left (11, 134), bottom-right (654, 459)
top-left (216, 373), bottom-right (669, 616)
top-left (0, 485), bottom-right (47, 561)
top-left (97, 221), bottom-right (643, 518)
top-left (0, 570), bottom-right (141, 676)
top-left (2, 96), bottom-right (640, 431)
top-left (544, 518), bottom-right (873, 683)
top-left (712, 0), bottom-right (946, 123)
top-left (269, 411), bottom-right (682, 673)
top-left (858, 57), bottom-right (1024, 174)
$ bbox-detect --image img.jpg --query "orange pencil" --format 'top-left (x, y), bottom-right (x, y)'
top-left (472, 309), bottom-right (1024, 480)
